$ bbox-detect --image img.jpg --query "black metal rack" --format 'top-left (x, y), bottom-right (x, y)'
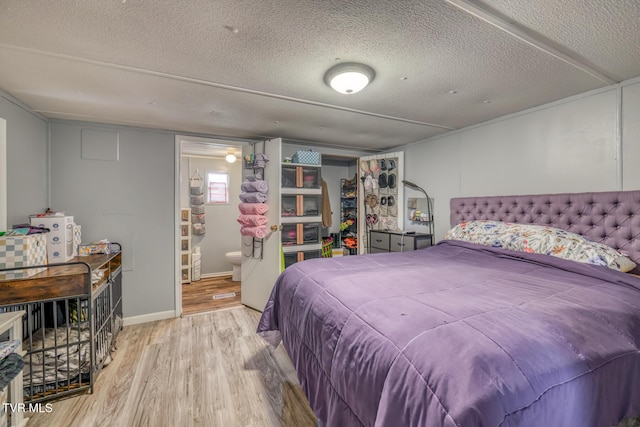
top-left (0, 244), bottom-right (123, 403)
top-left (242, 140), bottom-right (268, 260)
top-left (340, 177), bottom-right (358, 255)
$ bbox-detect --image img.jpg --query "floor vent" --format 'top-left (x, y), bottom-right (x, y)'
top-left (213, 292), bottom-right (236, 300)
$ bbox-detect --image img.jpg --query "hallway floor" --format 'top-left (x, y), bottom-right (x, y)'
top-left (182, 274), bottom-right (242, 316)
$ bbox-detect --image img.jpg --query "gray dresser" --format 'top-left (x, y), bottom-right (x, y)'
top-left (369, 230), bottom-right (432, 253)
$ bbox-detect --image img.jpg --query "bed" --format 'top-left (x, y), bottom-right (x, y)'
top-left (257, 190), bottom-right (640, 427)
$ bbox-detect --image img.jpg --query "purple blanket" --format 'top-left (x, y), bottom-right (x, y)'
top-left (257, 240), bottom-right (640, 427)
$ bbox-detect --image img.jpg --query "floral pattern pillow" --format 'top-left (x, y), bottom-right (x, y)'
top-left (444, 220), bottom-right (636, 272)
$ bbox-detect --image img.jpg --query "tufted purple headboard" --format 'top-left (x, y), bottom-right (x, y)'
top-left (450, 190), bottom-right (640, 271)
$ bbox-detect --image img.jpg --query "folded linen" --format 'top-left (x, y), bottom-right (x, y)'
top-left (0, 340), bottom-right (20, 360)
top-left (237, 214), bottom-right (268, 226)
top-left (238, 202), bottom-right (269, 215)
top-left (239, 192), bottom-right (268, 203)
top-left (241, 225), bottom-right (268, 238)
top-left (0, 353), bottom-right (24, 390)
top-left (246, 173), bottom-right (263, 182)
top-left (241, 180), bottom-right (268, 194)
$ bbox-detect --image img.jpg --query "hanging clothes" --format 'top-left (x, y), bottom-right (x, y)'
top-left (321, 179), bottom-right (332, 228)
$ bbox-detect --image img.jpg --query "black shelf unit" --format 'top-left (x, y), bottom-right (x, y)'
top-left (340, 178), bottom-right (358, 255)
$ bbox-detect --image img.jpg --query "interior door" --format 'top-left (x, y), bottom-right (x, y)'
top-left (358, 151), bottom-right (404, 254)
top-left (241, 138), bottom-right (282, 311)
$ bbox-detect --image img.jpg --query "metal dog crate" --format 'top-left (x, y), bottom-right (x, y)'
top-left (0, 244), bottom-right (123, 403)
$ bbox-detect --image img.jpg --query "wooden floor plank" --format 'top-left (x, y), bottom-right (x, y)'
top-left (26, 306), bottom-right (316, 427)
top-left (182, 275), bottom-right (242, 315)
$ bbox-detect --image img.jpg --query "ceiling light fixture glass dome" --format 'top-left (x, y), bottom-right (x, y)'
top-left (225, 153), bottom-right (237, 163)
top-left (324, 63), bottom-right (375, 95)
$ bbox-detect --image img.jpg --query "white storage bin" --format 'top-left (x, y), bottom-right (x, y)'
top-left (192, 253), bottom-right (201, 281)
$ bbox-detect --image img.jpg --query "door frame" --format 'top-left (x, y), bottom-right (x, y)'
top-left (358, 151), bottom-right (405, 254)
top-left (174, 136), bottom-right (182, 317)
top-left (0, 117), bottom-right (6, 230)
top-left (173, 134), bottom-right (249, 317)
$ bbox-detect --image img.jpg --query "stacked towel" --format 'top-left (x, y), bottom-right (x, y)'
top-left (238, 163), bottom-right (268, 238)
top-left (238, 203), bottom-right (269, 215)
top-left (240, 225), bottom-right (268, 238)
top-left (0, 340), bottom-right (20, 360)
top-left (239, 192), bottom-right (268, 203)
top-left (0, 352), bottom-right (24, 390)
top-left (254, 152), bottom-right (269, 168)
top-left (241, 180), bottom-right (268, 193)
top-left (237, 215), bottom-right (268, 226)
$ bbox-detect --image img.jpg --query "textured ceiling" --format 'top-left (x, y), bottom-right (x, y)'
top-left (0, 0), bottom-right (638, 151)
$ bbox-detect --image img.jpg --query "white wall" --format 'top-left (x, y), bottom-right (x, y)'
top-left (49, 120), bottom-right (175, 318)
top-left (622, 81), bottom-right (640, 188)
top-left (401, 78), bottom-right (640, 241)
top-left (0, 94), bottom-right (48, 227)
top-left (181, 155), bottom-right (242, 275)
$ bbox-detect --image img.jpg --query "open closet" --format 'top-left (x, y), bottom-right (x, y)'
top-left (320, 155), bottom-right (360, 256)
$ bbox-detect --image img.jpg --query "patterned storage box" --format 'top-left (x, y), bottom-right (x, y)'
top-left (292, 150), bottom-right (320, 165)
top-left (0, 233), bottom-right (47, 279)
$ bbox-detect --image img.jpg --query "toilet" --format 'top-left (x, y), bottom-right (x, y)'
top-left (225, 251), bottom-right (242, 281)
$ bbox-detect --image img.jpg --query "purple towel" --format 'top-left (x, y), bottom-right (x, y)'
top-left (239, 192), bottom-right (267, 203)
top-left (241, 180), bottom-right (268, 193)
top-left (246, 173), bottom-right (263, 182)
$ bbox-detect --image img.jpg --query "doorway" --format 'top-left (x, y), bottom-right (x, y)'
top-left (321, 154), bottom-right (360, 257)
top-left (174, 135), bottom-right (247, 316)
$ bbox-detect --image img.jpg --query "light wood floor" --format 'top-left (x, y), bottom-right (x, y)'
top-left (27, 307), bottom-right (317, 427)
top-left (182, 275), bottom-right (242, 316)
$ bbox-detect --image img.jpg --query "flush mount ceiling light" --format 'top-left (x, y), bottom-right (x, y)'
top-left (225, 153), bottom-right (237, 163)
top-left (324, 62), bottom-right (375, 94)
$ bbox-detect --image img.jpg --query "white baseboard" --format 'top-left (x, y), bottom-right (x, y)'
top-left (200, 271), bottom-right (232, 279)
top-left (123, 310), bottom-right (176, 326)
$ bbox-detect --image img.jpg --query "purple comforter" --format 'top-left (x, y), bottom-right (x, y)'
top-left (257, 241), bottom-right (640, 427)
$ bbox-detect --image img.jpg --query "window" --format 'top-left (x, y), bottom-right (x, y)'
top-left (207, 172), bottom-right (229, 204)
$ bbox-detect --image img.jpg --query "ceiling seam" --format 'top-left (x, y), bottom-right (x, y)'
top-left (44, 110), bottom-right (386, 150)
top-left (0, 43), bottom-right (455, 131)
top-left (46, 111), bottom-right (263, 141)
top-left (445, 0), bottom-right (618, 85)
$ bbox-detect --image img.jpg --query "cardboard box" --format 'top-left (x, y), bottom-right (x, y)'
top-left (29, 215), bottom-right (76, 263)
top-left (78, 241), bottom-right (110, 256)
top-left (0, 233), bottom-right (47, 279)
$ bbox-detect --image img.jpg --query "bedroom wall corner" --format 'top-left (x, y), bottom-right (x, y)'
top-left (621, 80), bottom-right (640, 190)
top-left (400, 84), bottom-right (625, 241)
top-left (0, 93), bottom-right (48, 227)
top-left (402, 133), bottom-right (462, 240)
